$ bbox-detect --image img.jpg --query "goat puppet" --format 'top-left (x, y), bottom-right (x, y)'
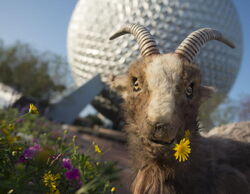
top-left (109, 24), bottom-right (250, 194)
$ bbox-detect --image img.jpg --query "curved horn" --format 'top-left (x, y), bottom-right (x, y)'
top-left (109, 24), bottom-right (160, 57)
top-left (175, 28), bottom-right (235, 62)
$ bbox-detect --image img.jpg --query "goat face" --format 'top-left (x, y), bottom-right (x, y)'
top-left (110, 53), bottom-right (214, 151)
top-left (109, 24), bottom-right (234, 157)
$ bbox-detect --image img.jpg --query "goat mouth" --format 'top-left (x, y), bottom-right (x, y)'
top-left (150, 138), bottom-right (175, 146)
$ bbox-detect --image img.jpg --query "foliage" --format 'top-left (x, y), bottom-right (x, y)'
top-left (199, 93), bottom-right (250, 130)
top-left (0, 107), bottom-right (119, 194)
top-left (0, 41), bottom-right (67, 100)
top-left (238, 94), bottom-right (250, 121)
top-left (210, 97), bottom-right (238, 127)
top-left (199, 93), bottom-right (226, 130)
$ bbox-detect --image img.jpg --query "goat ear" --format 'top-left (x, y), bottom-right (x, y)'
top-left (108, 74), bottom-right (128, 99)
top-left (200, 85), bottom-right (216, 102)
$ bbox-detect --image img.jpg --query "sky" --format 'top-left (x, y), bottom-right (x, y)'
top-left (0, 0), bottom-right (249, 100)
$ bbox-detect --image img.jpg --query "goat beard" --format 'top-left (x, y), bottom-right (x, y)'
top-left (131, 161), bottom-right (176, 194)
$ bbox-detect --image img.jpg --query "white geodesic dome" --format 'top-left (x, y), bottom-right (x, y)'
top-left (67, 0), bottom-right (242, 120)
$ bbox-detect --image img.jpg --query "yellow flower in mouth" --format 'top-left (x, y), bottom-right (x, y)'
top-left (173, 138), bottom-right (191, 162)
top-left (29, 104), bottom-right (39, 114)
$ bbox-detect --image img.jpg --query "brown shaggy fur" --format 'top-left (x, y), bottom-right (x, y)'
top-left (110, 53), bottom-right (250, 194)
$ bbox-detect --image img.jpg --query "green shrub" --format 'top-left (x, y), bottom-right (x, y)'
top-left (0, 107), bottom-right (119, 194)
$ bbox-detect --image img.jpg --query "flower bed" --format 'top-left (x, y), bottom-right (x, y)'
top-left (0, 105), bottom-right (119, 194)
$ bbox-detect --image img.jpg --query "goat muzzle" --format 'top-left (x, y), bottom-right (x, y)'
top-left (150, 123), bottom-right (175, 145)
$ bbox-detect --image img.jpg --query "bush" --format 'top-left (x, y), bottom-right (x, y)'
top-left (0, 106), bottom-right (119, 194)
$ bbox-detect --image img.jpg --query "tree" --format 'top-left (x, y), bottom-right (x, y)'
top-left (199, 93), bottom-right (238, 130)
top-left (199, 92), bottom-right (250, 131)
top-left (210, 97), bottom-right (238, 127)
top-left (199, 93), bottom-right (225, 130)
top-left (0, 41), bottom-right (67, 100)
top-left (238, 94), bottom-right (250, 121)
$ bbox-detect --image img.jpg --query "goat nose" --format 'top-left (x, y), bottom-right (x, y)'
top-left (155, 123), bottom-right (167, 131)
top-left (153, 123), bottom-right (169, 139)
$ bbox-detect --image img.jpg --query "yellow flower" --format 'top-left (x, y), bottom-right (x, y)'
top-left (111, 187), bottom-right (116, 193)
top-left (12, 151), bottom-right (17, 156)
top-left (93, 142), bottom-right (102, 154)
top-left (85, 161), bottom-right (93, 170)
top-left (29, 104), bottom-right (39, 114)
top-left (43, 171), bottom-right (60, 185)
top-left (7, 189), bottom-right (14, 194)
top-left (2, 128), bottom-right (10, 136)
top-left (184, 130), bottom-right (191, 139)
top-left (54, 190), bottom-right (60, 194)
top-left (173, 138), bottom-right (191, 162)
top-left (72, 135), bottom-right (77, 142)
top-left (43, 171), bottom-right (60, 194)
top-left (6, 136), bottom-right (15, 144)
top-left (8, 124), bottom-right (15, 131)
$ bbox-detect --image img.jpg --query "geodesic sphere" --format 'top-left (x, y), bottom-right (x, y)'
top-left (67, 0), bottom-right (242, 119)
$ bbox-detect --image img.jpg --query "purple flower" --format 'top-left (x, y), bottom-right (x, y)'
top-left (30, 143), bottom-right (41, 151)
top-left (17, 155), bottom-right (27, 163)
top-left (65, 168), bottom-right (81, 180)
top-left (23, 149), bottom-right (34, 159)
top-left (62, 158), bottom-right (82, 185)
top-left (24, 144), bottom-right (41, 158)
top-left (62, 158), bottom-right (73, 170)
top-left (18, 143), bottom-right (41, 162)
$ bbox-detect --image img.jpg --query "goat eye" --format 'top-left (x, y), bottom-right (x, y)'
top-left (186, 83), bottom-right (194, 98)
top-left (132, 77), bottom-right (141, 92)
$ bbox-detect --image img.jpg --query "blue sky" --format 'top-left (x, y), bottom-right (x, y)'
top-left (0, 0), bottom-right (249, 100)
